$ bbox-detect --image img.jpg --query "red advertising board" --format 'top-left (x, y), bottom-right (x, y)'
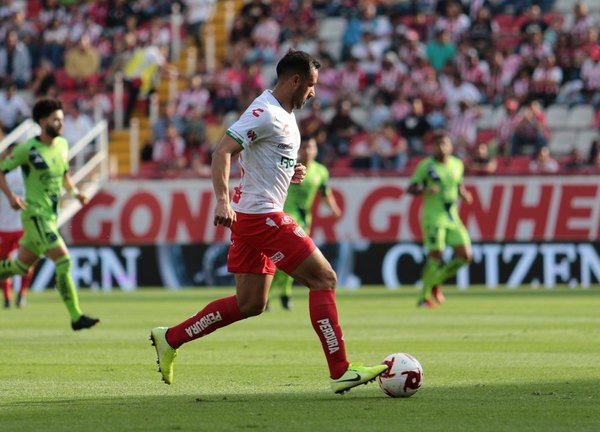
top-left (65, 177), bottom-right (600, 245)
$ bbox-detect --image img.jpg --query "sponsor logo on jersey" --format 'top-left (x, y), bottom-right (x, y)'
top-left (293, 226), bottom-right (307, 238)
top-left (282, 215), bottom-right (293, 225)
top-left (277, 143), bottom-right (292, 149)
top-left (246, 129), bottom-right (257, 141)
top-left (282, 124), bottom-right (290, 136)
top-left (317, 318), bottom-right (339, 353)
top-left (270, 251), bottom-right (285, 263)
top-left (265, 217), bottom-right (279, 228)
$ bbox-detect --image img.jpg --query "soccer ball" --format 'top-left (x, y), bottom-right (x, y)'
top-left (378, 353), bottom-right (423, 398)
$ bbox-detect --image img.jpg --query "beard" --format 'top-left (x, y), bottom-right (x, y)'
top-left (45, 124), bottom-right (61, 138)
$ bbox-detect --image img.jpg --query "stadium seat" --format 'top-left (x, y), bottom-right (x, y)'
top-left (575, 129), bottom-right (598, 153)
top-left (317, 17), bottom-right (346, 42)
top-left (477, 105), bottom-right (495, 129)
top-left (476, 129), bottom-right (496, 145)
top-left (555, 0), bottom-right (580, 13)
top-left (546, 104), bottom-right (569, 129)
top-left (350, 106), bottom-right (368, 129)
top-left (567, 105), bottom-right (595, 129)
top-left (549, 130), bottom-right (577, 156)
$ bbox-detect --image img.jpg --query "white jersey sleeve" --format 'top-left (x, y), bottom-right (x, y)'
top-left (0, 168), bottom-right (24, 232)
top-left (226, 90), bottom-right (301, 213)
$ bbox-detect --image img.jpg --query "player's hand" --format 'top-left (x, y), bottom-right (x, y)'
top-left (425, 185), bottom-right (440, 194)
top-left (76, 192), bottom-right (90, 206)
top-left (214, 199), bottom-right (237, 227)
top-left (9, 194), bottom-right (26, 210)
top-left (291, 163), bottom-right (306, 184)
top-left (462, 190), bottom-right (473, 204)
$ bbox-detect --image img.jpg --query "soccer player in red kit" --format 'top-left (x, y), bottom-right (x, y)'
top-left (150, 49), bottom-right (387, 394)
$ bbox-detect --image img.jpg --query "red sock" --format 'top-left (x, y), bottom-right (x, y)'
top-left (309, 289), bottom-right (349, 379)
top-left (166, 295), bottom-right (245, 349)
top-left (19, 269), bottom-right (33, 298)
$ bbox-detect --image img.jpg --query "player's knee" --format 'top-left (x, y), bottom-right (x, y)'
top-left (238, 299), bottom-right (267, 317)
top-left (310, 267), bottom-right (337, 290)
top-left (54, 256), bottom-right (72, 275)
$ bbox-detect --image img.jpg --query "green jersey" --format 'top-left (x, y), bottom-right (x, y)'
top-left (0, 136), bottom-right (69, 220)
top-left (284, 161), bottom-right (330, 229)
top-left (410, 155), bottom-right (465, 224)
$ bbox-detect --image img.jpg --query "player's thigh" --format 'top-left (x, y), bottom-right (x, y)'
top-left (446, 224), bottom-right (472, 259)
top-left (422, 221), bottom-right (446, 252)
top-left (20, 215), bottom-right (66, 259)
top-left (0, 231), bottom-right (21, 259)
top-left (289, 248), bottom-right (337, 291)
top-left (235, 273), bottom-right (273, 316)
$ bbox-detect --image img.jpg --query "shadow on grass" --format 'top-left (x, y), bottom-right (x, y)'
top-left (2, 380), bottom-right (599, 432)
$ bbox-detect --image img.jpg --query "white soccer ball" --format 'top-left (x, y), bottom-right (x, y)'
top-left (378, 353), bottom-right (424, 398)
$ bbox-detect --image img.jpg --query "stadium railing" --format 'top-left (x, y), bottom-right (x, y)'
top-left (0, 119), bottom-right (110, 228)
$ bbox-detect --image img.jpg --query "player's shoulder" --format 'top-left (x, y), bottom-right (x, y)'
top-left (448, 155), bottom-right (465, 167)
top-left (415, 156), bottom-right (434, 170)
top-left (54, 136), bottom-right (69, 148)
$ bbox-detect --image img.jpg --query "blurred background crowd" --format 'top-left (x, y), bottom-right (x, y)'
top-left (1, 0), bottom-right (600, 177)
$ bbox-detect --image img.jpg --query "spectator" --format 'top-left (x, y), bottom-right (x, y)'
top-left (460, 49), bottom-right (490, 92)
top-left (327, 98), bottom-right (361, 158)
top-left (183, 106), bottom-right (210, 176)
top-left (519, 5), bottom-right (547, 37)
top-left (511, 67), bottom-right (533, 104)
top-left (375, 52), bottom-right (407, 103)
top-left (369, 123), bottom-right (408, 170)
top-left (151, 102), bottom-right (185, 143)
top-left (30, 59), bottom-right (57, 98)
top-left (588, 138), bottom-right (600, 164)
top-left (397, 29), bottom-right (426, 68)
top-left (336, 56), bottom-right (367, 105)
top-left (0, 84), bottom-right (29, 133)
top-left (176, 74), bottom-right (211, 119)
top-left (64, 33), bottom-right (101, 88)
top-left (69, 14), bottom-right (103, 45)
top-left (62, 103), bottom-right (94, 146)
top-left (183, 0), bottom-right (216, 52)
top-left (468, 6), bottom-right (498, 55)
top-left (366, 93), bottom-right (392, 130)
top-left (497, 98), bottom-right (520, 153)
top-left (312, 55), bottom-right (338, 108)
top-left (426, 28), bottom-right (457, 71)
top-left (529, 146), bottom-right (559, 172)
top-left (571, 46), bottom-right (600, 108)
top-left (245, 14), bottom-right (281, 64)
top-left (41, 18), bottom-right (69, 67)
top-left (564, 146), bottom-right (587, 170)
top-left (511, 101), bottom-right (549, 155)
top-left (300, 99), bottom-right (327, 139)
top-left (397, 97), bottom-right (431, 155)
top-left (153, 122), bottom-right (187, 171)
top-left (440, 71), bottom-right (481, 115)
top-left (519, 29), bottom-right (553, 68)
top-left (531, 53), bottom-right (562, 106)
top-left (350, 29), bottom-right (389, 83)
top-left (467, 142), bottom-right (498, 175)
top-left (435, 1), bottom-right (470, 43)
top-left (239, 0), bottom-right (271, 31)
top-left (565, 2), bottom-right (596, 46)
top-left (104, 32), bottom-right (138, 86)
top-left (448, 99), bottom-right (480, 149)
top-left (122, 43), bottom-right (175, 125)
top-left (0, 30), bottom-right (32, 88)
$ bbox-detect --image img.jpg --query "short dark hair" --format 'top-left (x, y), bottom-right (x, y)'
top-left (276, 49), bottom-right (321, 81)
top-left (32, 98), bottom-right (63, 123)
top-left (432, 130), bottom-right (450, 144)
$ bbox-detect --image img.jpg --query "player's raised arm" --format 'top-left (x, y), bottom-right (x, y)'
top-left (211, 134), bottom-right (243, 227)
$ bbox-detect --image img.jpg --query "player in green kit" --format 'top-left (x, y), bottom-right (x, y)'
top-left (407, 131), bottom-right (473, 308)
top-left (0, 98), bottom-right (100, 330)
top-left (270, 136), bottom-right (341, 310)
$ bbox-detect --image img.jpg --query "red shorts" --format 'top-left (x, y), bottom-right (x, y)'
top-left (227, 211), bottom-right (316, 275)
top-left (0, 230), bottom-right (24, 259)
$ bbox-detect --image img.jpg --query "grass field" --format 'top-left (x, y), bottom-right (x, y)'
top-left (1, 286), bottom-right (599, 432)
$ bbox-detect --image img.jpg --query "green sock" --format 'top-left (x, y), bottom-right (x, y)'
top-left (0, 259), bottom-right (29, 280)
top-left (271, 269), bottom-right (293, 298)
top-left (420, 257), bottom-right (441, 301)
top-left (55, 256), bottom-right (83, 322)
top-left (434, 258), bottom-right (469, 286)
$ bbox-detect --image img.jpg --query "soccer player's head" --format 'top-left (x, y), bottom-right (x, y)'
top-left (276, 49), bottom-right (321, 110)
top-left (298, 136), bottom-right (318, 165)
top-left (33, 98), bottom-right (64, 138)
top-left (432, 131), bottom-right (453, 158)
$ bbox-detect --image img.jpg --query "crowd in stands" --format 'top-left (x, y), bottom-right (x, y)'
top-left (2, 0), bottom-right (600, 176)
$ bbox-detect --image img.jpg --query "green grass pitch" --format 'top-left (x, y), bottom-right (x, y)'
top-left (1, 286), bottom-right (599, 432)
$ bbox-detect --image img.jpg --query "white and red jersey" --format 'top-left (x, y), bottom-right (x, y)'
top-left (0, 167), bottom-right (24, 232)
top-left (226, 90), bottom-right (301, 214)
